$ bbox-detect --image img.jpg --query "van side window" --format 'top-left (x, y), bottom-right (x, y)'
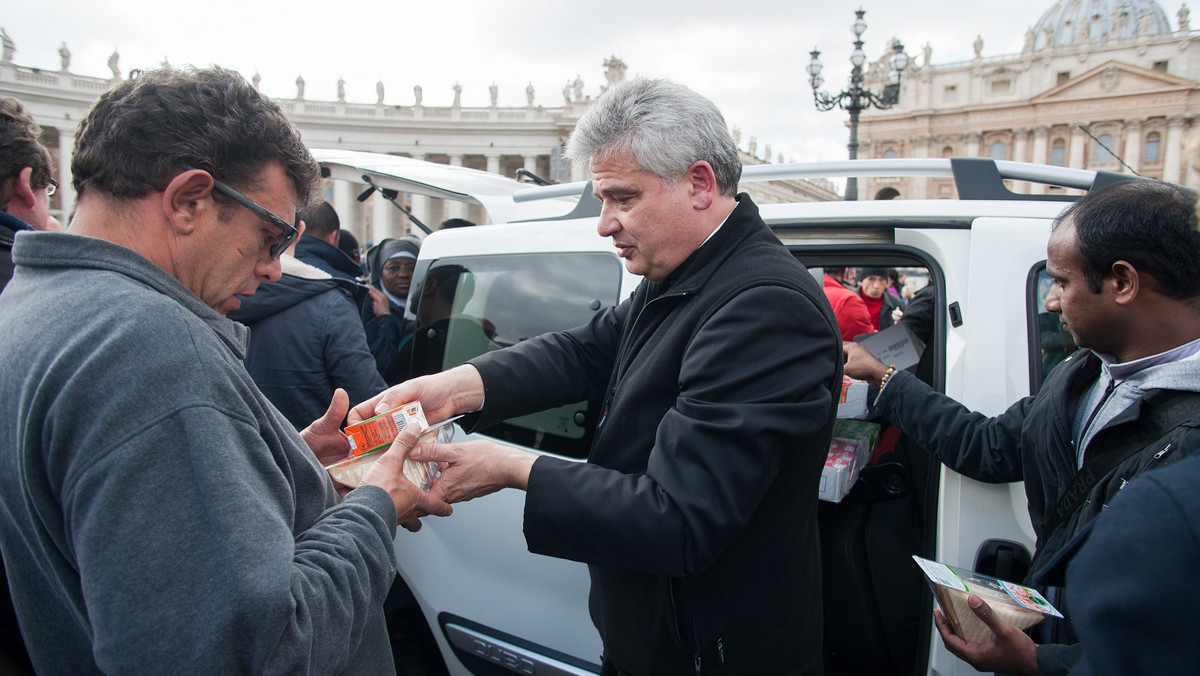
top-left (411, 253), bottom-right (623, 459)
top-left (1028, 264), bottom-right (1078, 393)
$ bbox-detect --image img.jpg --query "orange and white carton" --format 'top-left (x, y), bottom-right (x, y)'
top-left (344, 402), bottom-right (430, 457)
top-left (326, 402), bottom-right (449, 491)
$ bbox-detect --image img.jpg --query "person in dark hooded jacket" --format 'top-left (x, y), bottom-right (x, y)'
top-left (230, 250), bottom-right (386, 430)
top-left (362, 235), bottom-right (421, 384)
top-left (293, 201), bottom-right (363, 283)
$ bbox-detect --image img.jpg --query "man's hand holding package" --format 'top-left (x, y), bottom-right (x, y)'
top-left (361, 427), bottom-right (452, 531)
top-left (301, 388), bottom-right (355, 466)
top-left (349, 364), bottom-right (486, 427)
top-left (409, 439), bottom-right (536, 503)
top-left (934, 594), bottom-right (1039, 676)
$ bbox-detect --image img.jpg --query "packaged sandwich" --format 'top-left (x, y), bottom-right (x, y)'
top-left (913, 555), bottom-right (1062, 643)
top-left (325, 402), bottom-right (456, 491)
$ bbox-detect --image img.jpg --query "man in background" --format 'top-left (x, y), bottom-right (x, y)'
top-left (294, 200), bottom-right (362, 282)
top-left (1, 96), bottom-right (59, 290)
top-left (858, 266), bottom-right (903, 331)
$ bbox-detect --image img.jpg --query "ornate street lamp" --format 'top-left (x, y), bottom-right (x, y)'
top-left (807, 9), bottom-right (909, 200)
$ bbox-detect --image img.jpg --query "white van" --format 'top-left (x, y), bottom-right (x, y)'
top-left (315, 150), bottom-right (1127, 676)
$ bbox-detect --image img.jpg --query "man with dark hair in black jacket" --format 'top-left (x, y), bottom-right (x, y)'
top-left (844, 179), bottom-right (1200, 676)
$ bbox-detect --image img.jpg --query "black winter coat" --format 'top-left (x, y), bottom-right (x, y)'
top-left (468, 195), bottom-right (842, 675)
top-left (230, 257), bottom-right (387, 429)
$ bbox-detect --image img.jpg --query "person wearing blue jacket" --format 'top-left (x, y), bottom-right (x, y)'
top-left (229, 229), bottom-right (387, 430)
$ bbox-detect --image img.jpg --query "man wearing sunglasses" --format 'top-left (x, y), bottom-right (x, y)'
top-left (0, 67), bottom-right (449, 674)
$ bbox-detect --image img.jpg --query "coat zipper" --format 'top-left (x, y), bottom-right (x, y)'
top-left (1153, 442), bottom-right (1175, 461)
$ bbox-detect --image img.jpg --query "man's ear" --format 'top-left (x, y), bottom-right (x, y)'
top-left (9, 167), bottom-right (38, 209)
top-left (686, 160), bottom-right (717, 211)
top-left (1109, 260), bottom-right (1140, 306)
top-left (323, 228), bottom-right (339, 246)
top-left (162, 169), bottom-right (216, 235)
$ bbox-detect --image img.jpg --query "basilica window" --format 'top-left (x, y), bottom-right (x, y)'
top-left (990, 79), bottom-right (1012, 94)
top-left (1143, 132), bottom-right (1161, 164)
top-left (1092, 134), bottom-right (1115, 164)
top-left (1050, 139), bottom-right (1066, 166)
top-left (989, 141), bottom-right (1007, 160)
top-left (882, 148), bottom-right (898, 159)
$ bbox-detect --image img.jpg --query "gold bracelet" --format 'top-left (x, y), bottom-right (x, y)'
top-left (879, 365), bottom-right (898, 390)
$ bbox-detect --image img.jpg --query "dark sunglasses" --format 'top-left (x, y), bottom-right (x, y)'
top-left (187, 167), bottom-right (298, 260)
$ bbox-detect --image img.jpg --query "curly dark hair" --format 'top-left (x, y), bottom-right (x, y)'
top-left (72, 66), bottom-right (319, 206)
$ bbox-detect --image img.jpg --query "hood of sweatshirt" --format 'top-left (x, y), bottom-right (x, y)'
top-left (228, 255), bottom-right (358, 323)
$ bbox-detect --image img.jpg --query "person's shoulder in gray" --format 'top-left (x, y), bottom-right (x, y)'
top-left (0, 66), bottom-right (449, 675)
top-left (229, 251), bottom-right (387, 430)
top-left (844, 179), bottom-right (1200, 676)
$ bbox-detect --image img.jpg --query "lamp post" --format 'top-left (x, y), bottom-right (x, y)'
top-left (807, 9), bottom-right (908, 200)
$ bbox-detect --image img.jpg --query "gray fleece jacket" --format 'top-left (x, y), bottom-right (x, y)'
top-left (0, 232), bottom-right (399, 674)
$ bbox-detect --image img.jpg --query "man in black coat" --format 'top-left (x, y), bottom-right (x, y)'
top-left (351, 78), bottom-right (842, 675)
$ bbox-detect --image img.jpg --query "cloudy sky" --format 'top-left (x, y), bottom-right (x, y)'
top-left (3, 0), bottom-right (1181, 163)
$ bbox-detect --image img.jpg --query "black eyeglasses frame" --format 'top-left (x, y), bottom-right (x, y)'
top-left (187, 166), bottom-right (298, 260)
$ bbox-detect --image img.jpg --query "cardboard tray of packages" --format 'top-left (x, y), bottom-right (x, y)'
top-left (818, 419), bottom-right (880, 503)
top-left (913, 555), bottom-right (1062, 643)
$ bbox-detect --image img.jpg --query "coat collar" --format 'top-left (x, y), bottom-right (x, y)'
top-left (645, 194), bottom-right (763, 300)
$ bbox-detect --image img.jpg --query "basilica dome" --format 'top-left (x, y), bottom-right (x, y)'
top-left (1032, 0), bottom-right (1173, 50)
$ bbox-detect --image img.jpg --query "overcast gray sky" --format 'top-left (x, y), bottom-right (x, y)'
top-left (3, 0), bottom-right (1168, 163)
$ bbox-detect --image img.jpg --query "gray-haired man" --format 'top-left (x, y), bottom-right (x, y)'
top-left (353, 78), bottom-right (841, 675)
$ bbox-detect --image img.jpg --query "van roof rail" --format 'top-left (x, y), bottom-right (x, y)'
top-left (512, 158), bottom-right (1143, 207)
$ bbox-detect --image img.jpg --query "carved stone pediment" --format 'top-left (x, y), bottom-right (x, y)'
top-left (1033, 59), bottom-right (1197, 101)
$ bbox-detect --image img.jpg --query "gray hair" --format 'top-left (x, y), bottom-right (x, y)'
top-left (564, 78), bottom-right (741, 196)
top-left (72, 66), bottom-right (319, 206)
